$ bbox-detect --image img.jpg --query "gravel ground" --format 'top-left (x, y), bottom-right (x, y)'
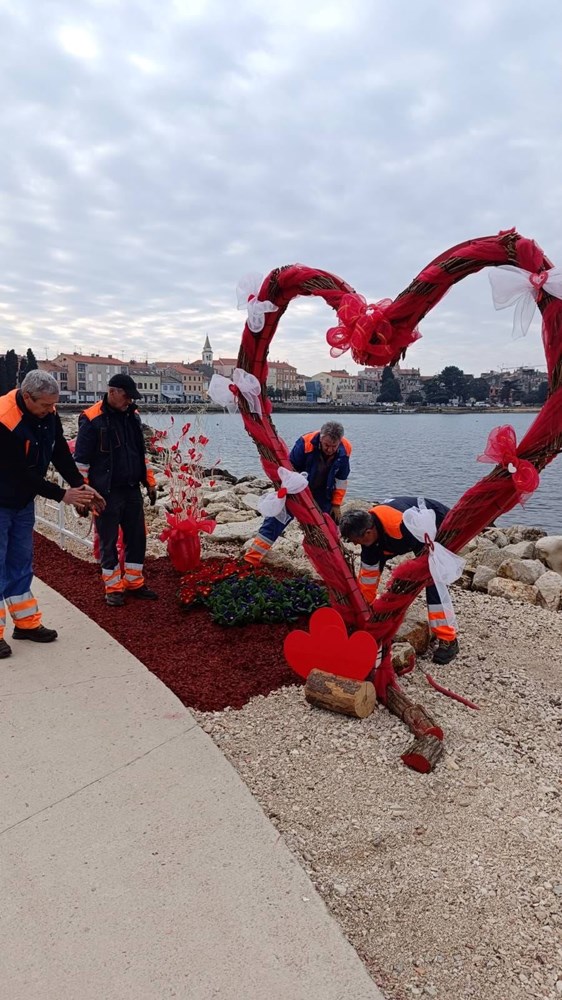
top-left (50, 419), bottom-right (561, 997)
top-left (197, 587), bottom-right (562, 1000)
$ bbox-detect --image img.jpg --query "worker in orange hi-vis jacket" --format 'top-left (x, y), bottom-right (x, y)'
top-left (74, 374), bottom-right (158, 608)
top-left (0, 370), bottom-right (105, 658)
top-left (340, 497), bottom-right (460, 666)
top-left (244, 421), bottom-right (351, 566)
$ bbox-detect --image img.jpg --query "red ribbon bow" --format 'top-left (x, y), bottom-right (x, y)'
top-left (476, 425), bottom-right (540, 502)
top-left (326, 293), bottom-right (394, 364)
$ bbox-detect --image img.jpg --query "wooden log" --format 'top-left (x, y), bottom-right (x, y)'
top-left (401, 735), bottom-right (444, 773)
top-left (386, 687), bottom-right (444, 741)
top-left (304, 669), bottom-right (377, 719)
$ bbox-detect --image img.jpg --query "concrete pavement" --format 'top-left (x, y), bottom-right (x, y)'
top-left (1, 579), bottom-right (385, 1000)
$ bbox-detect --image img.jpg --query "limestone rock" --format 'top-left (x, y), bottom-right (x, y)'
top-left (215, 509), bottom-right (255, 523)
top-left (504, 523), bottom-right (547, 543)
top-left (232, 482), bottom-right (265, 495)
top-left (395, 617), bottom-right (430, 654)
top-left (204, 488), bottom-right (240, 506)
top-left (472, 565), bottom-right (496, 591)
top-left (501, 540), bottom-right (537, 560)
top-left (464, 542), bottom-right (506, 572)
top-left (497, 558), bottom-right (546, 586)
top-left (481, 527), bottom-right (509, 547)
top-left (236, 475), bottom-right (271, 489)
top-left (487, 577), bottom-right (538, 605)
top-left (535, 570), bottom-right (562, 611)
top-left (210, 517), bottom-right (263, 541)
top-left (238, 493), bottom-right (265, 512)
top-left (534, 535), bottom-right (562, 575)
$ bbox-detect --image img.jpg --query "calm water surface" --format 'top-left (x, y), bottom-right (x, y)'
top-left (145, 410), bottom-right (561, 535)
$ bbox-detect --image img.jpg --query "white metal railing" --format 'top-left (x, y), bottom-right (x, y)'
top-left (34, 474), bottom-right (94, 550)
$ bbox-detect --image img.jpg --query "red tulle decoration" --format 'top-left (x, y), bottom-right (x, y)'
top-left (477, 424), bottom-right (540, 502)
top-left (159, 513), bottom-right (216, 572)
top-left (326, 293), bottom-right (394, 363)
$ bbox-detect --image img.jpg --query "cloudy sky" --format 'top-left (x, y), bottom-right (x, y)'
top-left (1, 0), bottom-right (561, 377)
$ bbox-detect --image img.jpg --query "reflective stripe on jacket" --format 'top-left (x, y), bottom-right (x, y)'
top-left (358, 496), bottom-right (450, 604)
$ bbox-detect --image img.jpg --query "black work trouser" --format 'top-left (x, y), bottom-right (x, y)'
top-left (96, 484), bottom-right (146, 580)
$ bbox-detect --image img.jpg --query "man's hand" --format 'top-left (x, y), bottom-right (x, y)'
top-left (147, 486), bottom-right (157, 507)
top-left (330, 505), bottom-right (342, 524)
top-left (63, 485), bottom-right (106, 511)
top-left (75, 504), bottom-right (90, 518)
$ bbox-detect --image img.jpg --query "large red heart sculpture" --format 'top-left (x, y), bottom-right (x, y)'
top-left (283, 607), bottom-right (378, 681)
top-left (234, 229), bottom-right (562, 704)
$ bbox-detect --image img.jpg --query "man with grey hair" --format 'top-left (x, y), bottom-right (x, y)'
top-left (245, 421), bottom-right (352, 566)
top-left (0, 369), bottom-right (105, 658)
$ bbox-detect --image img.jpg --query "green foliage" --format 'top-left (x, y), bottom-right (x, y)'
top-left (466, 376), bottom-right (490, 402)
top-left (424, 365), bottom-right (469, 404)
top-left (0, 348), bottom-right (38, 390)
top-left (522, 380), bottom-right (548, 405)
top-left (205, 573), bottom-right (329, 627)
top-left (18, 348), bottom-right (39, 383)
top-left (377, 366), bottom-right (402, 403)
top-left (405, 390), bottom-right (424, 405)
top-left (5, 349), bottom-right (18, 390)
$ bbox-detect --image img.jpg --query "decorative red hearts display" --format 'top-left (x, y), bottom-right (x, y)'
top-left (283, 607), bottom-right (378, 681)
top-left (235, 232), bottom-right (562, 705)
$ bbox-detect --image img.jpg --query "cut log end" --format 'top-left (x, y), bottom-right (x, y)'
top-left (305, 669), bottom-right (377, 719)
top-left (401, 734), bottom-right (444, 773)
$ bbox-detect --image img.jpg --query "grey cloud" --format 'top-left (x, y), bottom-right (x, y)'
top-left (0, 0), bottom-right (560, 375)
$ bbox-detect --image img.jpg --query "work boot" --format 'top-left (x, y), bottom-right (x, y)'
top-left (127, 585), bottom-right (158, 600)
top-left (0, 639), bottom-right (12, 658)
top-left (432, 638), bottom-right (459, 665)
top-left (106, 592), bottom-right (125, 607)
top-left (12, 625), bottom-right (58, 643)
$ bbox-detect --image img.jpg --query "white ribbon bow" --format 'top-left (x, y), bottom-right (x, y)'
top-left (488, 264), bottom-right (562, 339)
top-left (402, 498), bottom-right (465, 629)
top-left (258, 466), bottom-right (309, 524)
top-left (236, 272), bottom-right (279, 333)
top-left (207, 367), bottom-right (262, 415)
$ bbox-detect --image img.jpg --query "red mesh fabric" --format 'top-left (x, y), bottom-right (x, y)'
top-left (233, 232), bottom-right (562, 704)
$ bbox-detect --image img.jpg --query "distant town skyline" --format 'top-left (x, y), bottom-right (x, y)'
top-left (22, 335), bottom-right (550, 382)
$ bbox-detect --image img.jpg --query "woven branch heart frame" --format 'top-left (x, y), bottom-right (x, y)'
top-left (234, 230), bottom-right (562, 705)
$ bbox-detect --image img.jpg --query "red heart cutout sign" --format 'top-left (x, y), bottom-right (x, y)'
top-left (284, 607), bottom-right (378, 681)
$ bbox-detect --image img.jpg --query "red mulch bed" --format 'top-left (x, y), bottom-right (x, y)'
top-left (33, 532), bottom-right (302, 712)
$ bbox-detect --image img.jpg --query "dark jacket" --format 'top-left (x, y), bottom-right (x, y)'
top-left (289, 431), bottom-right (352, 512)
top-left (361, 496), bottom-right (450, 569)
top-left (74, 396), bottom-right (156, 498)
top-left (0, 389), bottom-right (83, 509)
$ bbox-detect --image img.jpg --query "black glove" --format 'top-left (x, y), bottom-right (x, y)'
top-left (147, 487), bottom-right (157, 506)
top-left (330, 505), bottom-right (342, 524)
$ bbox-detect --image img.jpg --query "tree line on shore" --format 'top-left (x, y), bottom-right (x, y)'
top-left (360, 366), bottom-right (546, 406)
top-left (0, 348), bottom-right (39, 394)
top-left (266, 366), bottom-right (547, 406)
